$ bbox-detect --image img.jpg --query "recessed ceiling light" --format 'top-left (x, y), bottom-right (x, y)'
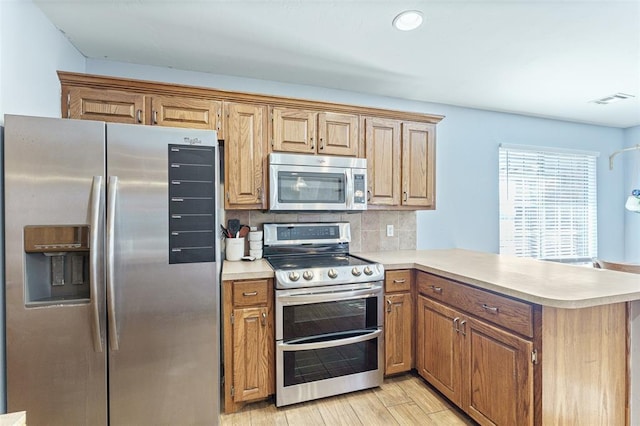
top-left (393, 10), bottom-right (423, 31)
top-left (590, 93), bottom-right (635, 105)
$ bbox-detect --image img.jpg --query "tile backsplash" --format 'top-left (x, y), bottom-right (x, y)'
top-left (224, 210), bottom-right (417, 252)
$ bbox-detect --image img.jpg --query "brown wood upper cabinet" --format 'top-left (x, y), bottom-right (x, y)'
top-left (364, 117), bottom-right (435, 209)
top-left (150, 96), bottom-right (222, 135)
top-left (66, 87), bottom-right (146, 124)
top-left (270, 107), bottom-right (359, 157)
top-left (224, 102), bottom-right (268, 210)
top-left (66, 86), bottom-right (223, 135)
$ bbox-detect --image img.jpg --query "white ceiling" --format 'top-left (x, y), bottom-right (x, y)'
top-left (34, 0), bottom-right (640, 128)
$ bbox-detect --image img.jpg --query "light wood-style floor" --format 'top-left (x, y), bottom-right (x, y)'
top-left (220, 373), bottom-right (477, 425)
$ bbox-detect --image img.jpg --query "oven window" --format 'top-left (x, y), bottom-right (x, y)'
top-left (283, 335), bottom-right (378, 386)
top-left (282, 296), bottom-right (378, 341)
top-left (278, 171), bottom-right (345, 204)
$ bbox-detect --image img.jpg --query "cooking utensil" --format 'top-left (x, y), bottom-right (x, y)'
top-left (227, 219), bottom-right (240, 237)
top-left (238, 225), bottom-right (250, 238)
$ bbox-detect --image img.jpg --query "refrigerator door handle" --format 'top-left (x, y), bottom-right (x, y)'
top-left (90, 175), bottom-right (104, 353)
top-left (106, 176), bottom-right (120, 351)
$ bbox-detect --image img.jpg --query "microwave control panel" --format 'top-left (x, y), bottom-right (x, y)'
top-left (354, 174), bottom-right (366, 204)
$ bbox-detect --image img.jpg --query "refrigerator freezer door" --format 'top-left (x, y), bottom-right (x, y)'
top-left (106, 124), bottom-right (220, 425)
top-left (4, 115), bottom-right (107, 425)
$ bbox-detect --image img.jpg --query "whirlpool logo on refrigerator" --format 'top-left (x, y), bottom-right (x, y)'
top-left (184, 137), bottom-right (203, 145)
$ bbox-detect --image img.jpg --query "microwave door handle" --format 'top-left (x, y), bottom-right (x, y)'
top-left (345, 171), bottom-right (353, 209)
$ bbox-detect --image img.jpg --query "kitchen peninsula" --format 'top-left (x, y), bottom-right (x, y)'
top-left (222, 248), bottom-right (640, 425)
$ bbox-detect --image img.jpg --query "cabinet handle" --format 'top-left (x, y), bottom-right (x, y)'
top-left (481, 304), bottom-right (499, 314)
top-left (429, 285), bottom-right (442, 294)
top-left (386, 298), bottom-right (392, 313)
top-left (226, 192), bottom-right (230, 202)
top-left (310, 136), bottom-right (314, 150)
top-left (261, 311), bottom-right (267, 326)
top-left (319, 137), bottom-right (324, 150)
top-left (459, 320), bottom-right (467, 336)
top-left (136, 109), bottom-right (142, 123)
top-left (257, 187), bottom-right (262, 201)
top-left (152, 110), bottom-right (158, 124)
top-left (403, 191), bottom-right (408, 202)
top-left (453, 317), bottom-right (460, 333)
top-left (367, 190), bottom-right (371, 202)
top-left (393, 279), bottom-right (406, 284)
top-left (243, 291), bottom-right (258, 297)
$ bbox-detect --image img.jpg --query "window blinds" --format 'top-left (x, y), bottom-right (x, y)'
top-left (499, 145), bottom-right (598, 262)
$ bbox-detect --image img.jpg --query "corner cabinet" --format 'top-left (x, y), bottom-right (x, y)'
top-left (364, 117), bottom-right (436, 209)
top-left (222, 278), bottom-right (274, 414)
top-left (270, 107), bottom-right (359, 157)
top-left (224, 102), bottom-right (268, 209)
top-left (384, 270), bottom-right (413, 375)
top-left (416, 272), bottom-right (534, 425)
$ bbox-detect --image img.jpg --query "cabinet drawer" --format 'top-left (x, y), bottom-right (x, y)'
top-left (385, 270), bottom-right (412, 293)
top-left (417, 272), bottom-right (456, 304)
top-left (453, 284), bottom-right (533, 337)
top-left (417, 272), bottom-right (533, 337)
top-left (233, 280), bottom-right (269, 307)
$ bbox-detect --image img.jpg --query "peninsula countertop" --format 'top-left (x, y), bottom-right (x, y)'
top-left (222, 249), bottom-right (640, 309)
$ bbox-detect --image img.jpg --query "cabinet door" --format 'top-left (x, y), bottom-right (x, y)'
top-left (232, 306), bottom-right (270, 403)
top-left (66, 87), bottom-right (145, 124)
top-left (318, 112), bottom-right (359, 157)
top-left (224, 102), bottom-right (267, 209)
top-left (464, 317), bottom-right (533, 426)
top-left (401, 122), bottom-right (435, 207)
top-left (150, 96), bottom-right (222, 133)
top-left (365, 118), bottom-right (401, 206)
top-left (271, 107), bottom-right (316, 153)
top-left (416, 295), bottom-right (463, 406)
top-left (384, 292), bottom-right (413, 375)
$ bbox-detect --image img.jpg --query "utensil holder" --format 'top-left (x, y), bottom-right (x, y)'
top-left (226, 237), bottom-right (245, 261)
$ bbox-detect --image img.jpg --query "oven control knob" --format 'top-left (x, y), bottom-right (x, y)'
top-left (328, 268), bottom-right (338, 279)
top-left (303, 270), bottom-right (314, 281)
top-left (363, 266), bottom-right (373, 276)
top-left (352, 267), bottom-right (362, 276)
top-left (288, 272), bottom-right (300, 282)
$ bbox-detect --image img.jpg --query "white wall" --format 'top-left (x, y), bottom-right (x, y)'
top-left (1, 0), bottom-right (85, 412)
top-left (624, 126), bottom-right (640, 262)
top-left (87, 59), bottom-right (627, 260)
top-left (0, 0), bottom-right (85, 124)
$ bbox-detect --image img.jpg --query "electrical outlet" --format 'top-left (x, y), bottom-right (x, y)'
top-left (386, 224), bottom-right (394, 237)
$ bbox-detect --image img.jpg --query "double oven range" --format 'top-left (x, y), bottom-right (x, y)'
top-left (263, 222), bottom-right (384, 407)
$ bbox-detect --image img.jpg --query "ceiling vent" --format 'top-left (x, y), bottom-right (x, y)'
top-left (590, 93), bottom-right (635, 105)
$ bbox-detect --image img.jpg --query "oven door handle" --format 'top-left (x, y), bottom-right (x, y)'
top-left (279, 329), bottom-right (382, 352)
top-left (277, 287), bottom-right (381, 305)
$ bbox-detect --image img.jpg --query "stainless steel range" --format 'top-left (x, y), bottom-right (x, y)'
top-left (264, 222), bottom-right (384, 407)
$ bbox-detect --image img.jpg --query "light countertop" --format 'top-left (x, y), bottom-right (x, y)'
top-left (223, 249), bottom-right (640, 309)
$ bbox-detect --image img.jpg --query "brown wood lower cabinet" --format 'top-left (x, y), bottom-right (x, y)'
top-left (415, 270), bottom-right (627, 426)
top-left (223, 278), bottom-right (274, 413)
top-left (384, 270), bottom-right (413, 375)
top-left (417, 294), bottom-right (534, 424)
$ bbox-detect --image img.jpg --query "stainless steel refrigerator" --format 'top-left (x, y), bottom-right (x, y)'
top-left (4, 115), bottom-right (220, 425)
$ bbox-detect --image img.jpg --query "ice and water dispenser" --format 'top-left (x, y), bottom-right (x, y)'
top-left (23, 225), bottom-right (90, 305)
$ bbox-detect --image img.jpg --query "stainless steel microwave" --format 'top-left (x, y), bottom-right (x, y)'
top-left (269, 153), bottom-right (367, 211)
